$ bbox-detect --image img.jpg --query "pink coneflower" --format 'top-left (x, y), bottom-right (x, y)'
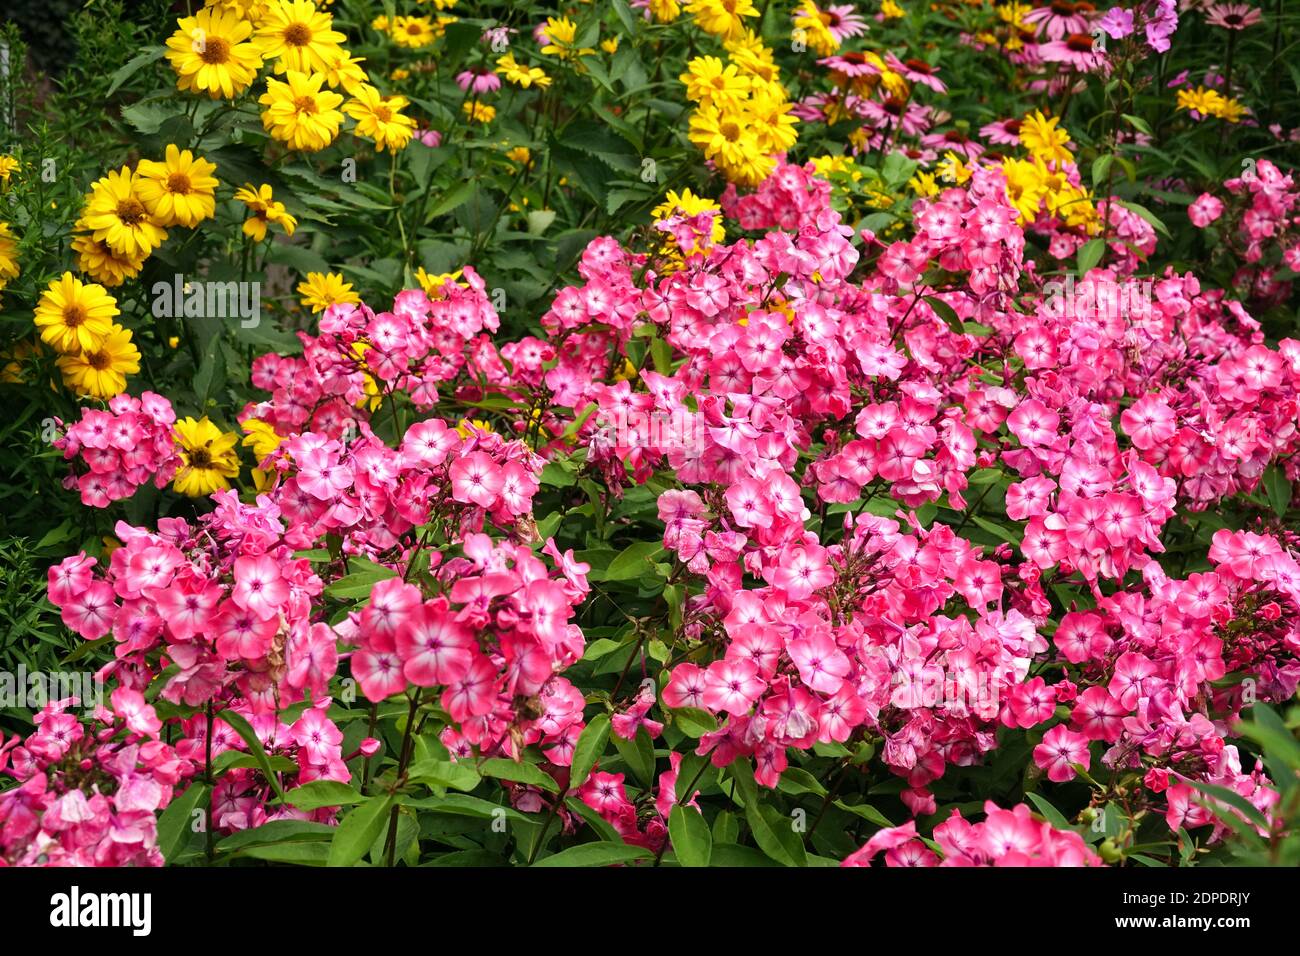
top-left (861, 96), bottom-right (932, 137)
top-left (821, 3), bottom-right (870, 42)
top-left (818, 52), bottom-right (884, 79)
top-left (980, 117), bottom-right (1023, 145)
top-left (920, 128), bottom-right (984, 160)
top-left (898, 144), bottom-right (939, 164)
top-left (1205, 3), bottom-right (1262, 30)
top-left (416, 129), bottom-right (442, 148)
top-left (886, 53), bottom-right (948, 93)
top-left (1023, 0), bottom-right (1096, 40)
top-left (456, 68), bottom-right (501, 94)
top-left (1039, 31), bottom-right (1109, 71)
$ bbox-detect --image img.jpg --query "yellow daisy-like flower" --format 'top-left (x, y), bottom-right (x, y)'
top-left (881, 0), bottom-right (904, 19)
top-left (321, 50), bottom-right (370, 94)
top-left (298, 271), bottom-right (360, 312)
top-left (0, 156), bottom-right (19, 184)
top-left (909, 169), bottom-right (941, 197)
top-left (343, 84), bottom-right (417, 152)
top-left (255, 0), bottom-right (346, 74)
top-left (496, 53), bottom-right (552, 89)
top-left (233, 183), bottom-right (298, 241)
top-left (165, 6), bottom-right (264, 100)
top-left (414, 267), bottom-right (464, 297)
top-left (71, 228), bottom-right (148, 288)
top-left (1000, 157), bottom-right (1048, 223)
top-left (650, 0), bottom-right (682, 22)
top-left (390, 15), bottom-right (438, 48)
top-left (57, 324), bottom-right (140, 399)
top-left (685, 0), bottom-right (759, 40)
top-left (455, 418), bottom-right (494, 439)
top-left (81, 167), bottom-right (168, 259)
top-left (135, 145), bottom-right (220, 228)
top-left (505, 146), bottom-right (533, 167)
top-left (792, 0), bottom-right (840, 57)
top-left (681, 56), bottom-right (752, 110)
top-left (540, 16), bottom-right (595, 60)
top-left (601, 36), bottom-right (620, 54)
top-left (0, 222), bottom-right (19, 291)
top-left (463, 101), bottom-right (497, 124)
top-left (33, 273), bottom-right (119, 354)
top-left (241, 417), bottom-right (285, 462)
top-left (172, 417), bottom-right (242, 497)
top-left (1019, 110), bottom-right (1073, 165)
top-left (258, 70), bottom-right (345, 151)
top-left (371, 15), bottom-right (391, 33)
top-left (653, 188), bottom-right (726, 254)
top-left (936, 150), bottom-right (973, 186)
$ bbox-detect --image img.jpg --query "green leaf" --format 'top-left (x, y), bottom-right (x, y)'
top-left (216, 819), bottom-right (336, 852)
top-left (425, 182), bottom-right (476, 222)
top-left (924, 295), bottom-right (962, 334)
top-left (106, 46), bottom-right (166, 97)
top-left (597, 541), bottom-right (666, 581)
top-left (216, 709), bottom-right (286, 800)
top-left (479, 757), bottom-right (560, 792)
top-left (675, 751), bottom-right (710, 804)
top-left (407, 757), bottom-right (482, 792)
top-left (609, 0), bottom-right (640, 34)
top-left (1186, 780), bottom-right (1271, 832)
top-left (1024, 792), bottom-right (1071, 830)
top-left (611, 725), bottom-right (656, 789)
top-left (729, 760), bottom-right (805, 867)
top-left (570, 713), bottom-right (611, 789)
top-left (668, 804), bottom-right (712, 867)
top-left (833, 799), bottom-right (894, 828)
top-left (1076, 237), bottom-right (1105, 275)
top-left (157, 783), bottom-right (208, 863)
top-left (327, 794), bottom-right (395, 867)
top-left (1262, 465), bottom-right (1291, 518)
top-left (237, 842), bottom-right (330, 865)
top-left (286, 780), bottom-right (365, 811)
top-left (325, 558), bottom-right (397, 600)
top-left (532, 841), bottom-right (652, 867)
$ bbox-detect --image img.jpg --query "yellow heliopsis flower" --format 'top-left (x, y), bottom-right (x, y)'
top-left (321, 50), bottom-right (370, 94)
top-left (650, 0), bottom-right (682, 22)
top-left (258, 71), bottom-right (345, 151)
top-left (390, 15), bottom-right (437, 48)
top-left (241, 418), bottom-right (285, 462)
top-left (601, 36), bottom-right (620, 54)
top-left (749, 89), bottom-right (799, 154)
top-left (792, 1), bottom-right (840, 57)
top-left (505, 146), bottom-right (533, 167)
top-left (881, 0), bottom-right (904, 19)
top-left (343, 84), bottom-right (417, 152)
top-left (0, 156), bottom-right (18, 184)
top-left (1019, 110), bottom-right (1073, 164)
top-left (255, 0), bottom-right (346, 74)
top-left (172, 417), bottom-right (241, 497)
top-left (71, 229), bottom-right (147, 288)
top-left (165, 6), bottom-right (264, 99)
top-left (539, 17), bottom-right (594, 60)
top-left (298, 271), bottom-right (360, 312)
top-left (233, 183), bottom-right (297, 241)
top-left (455, 418), bottom-right (493, 438)
top-left (57, 324), bottom-right (140, 399)
top-left (1000, 157), bottom-right (1048, 223)
top-left (685, 0), bottom-right (759, 39)
top-left (0, 222), bottom-right (18, 291)
top-left (496, 53), bottom-right (552, 89)
top-left (652, 188), bottom-right (726, 257)
top-left (681, 56), bottom-right (752, 109)
top-left (936, 150), bottom-right (973, 186)
top-left (33, 273), bottom-right (119, 354)
top-left (463, 101), bottom-right (497, 124)
top-left (81, 167), bottom-right (168, 259)
top-left (135, 145), bottom-right (220, 228)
